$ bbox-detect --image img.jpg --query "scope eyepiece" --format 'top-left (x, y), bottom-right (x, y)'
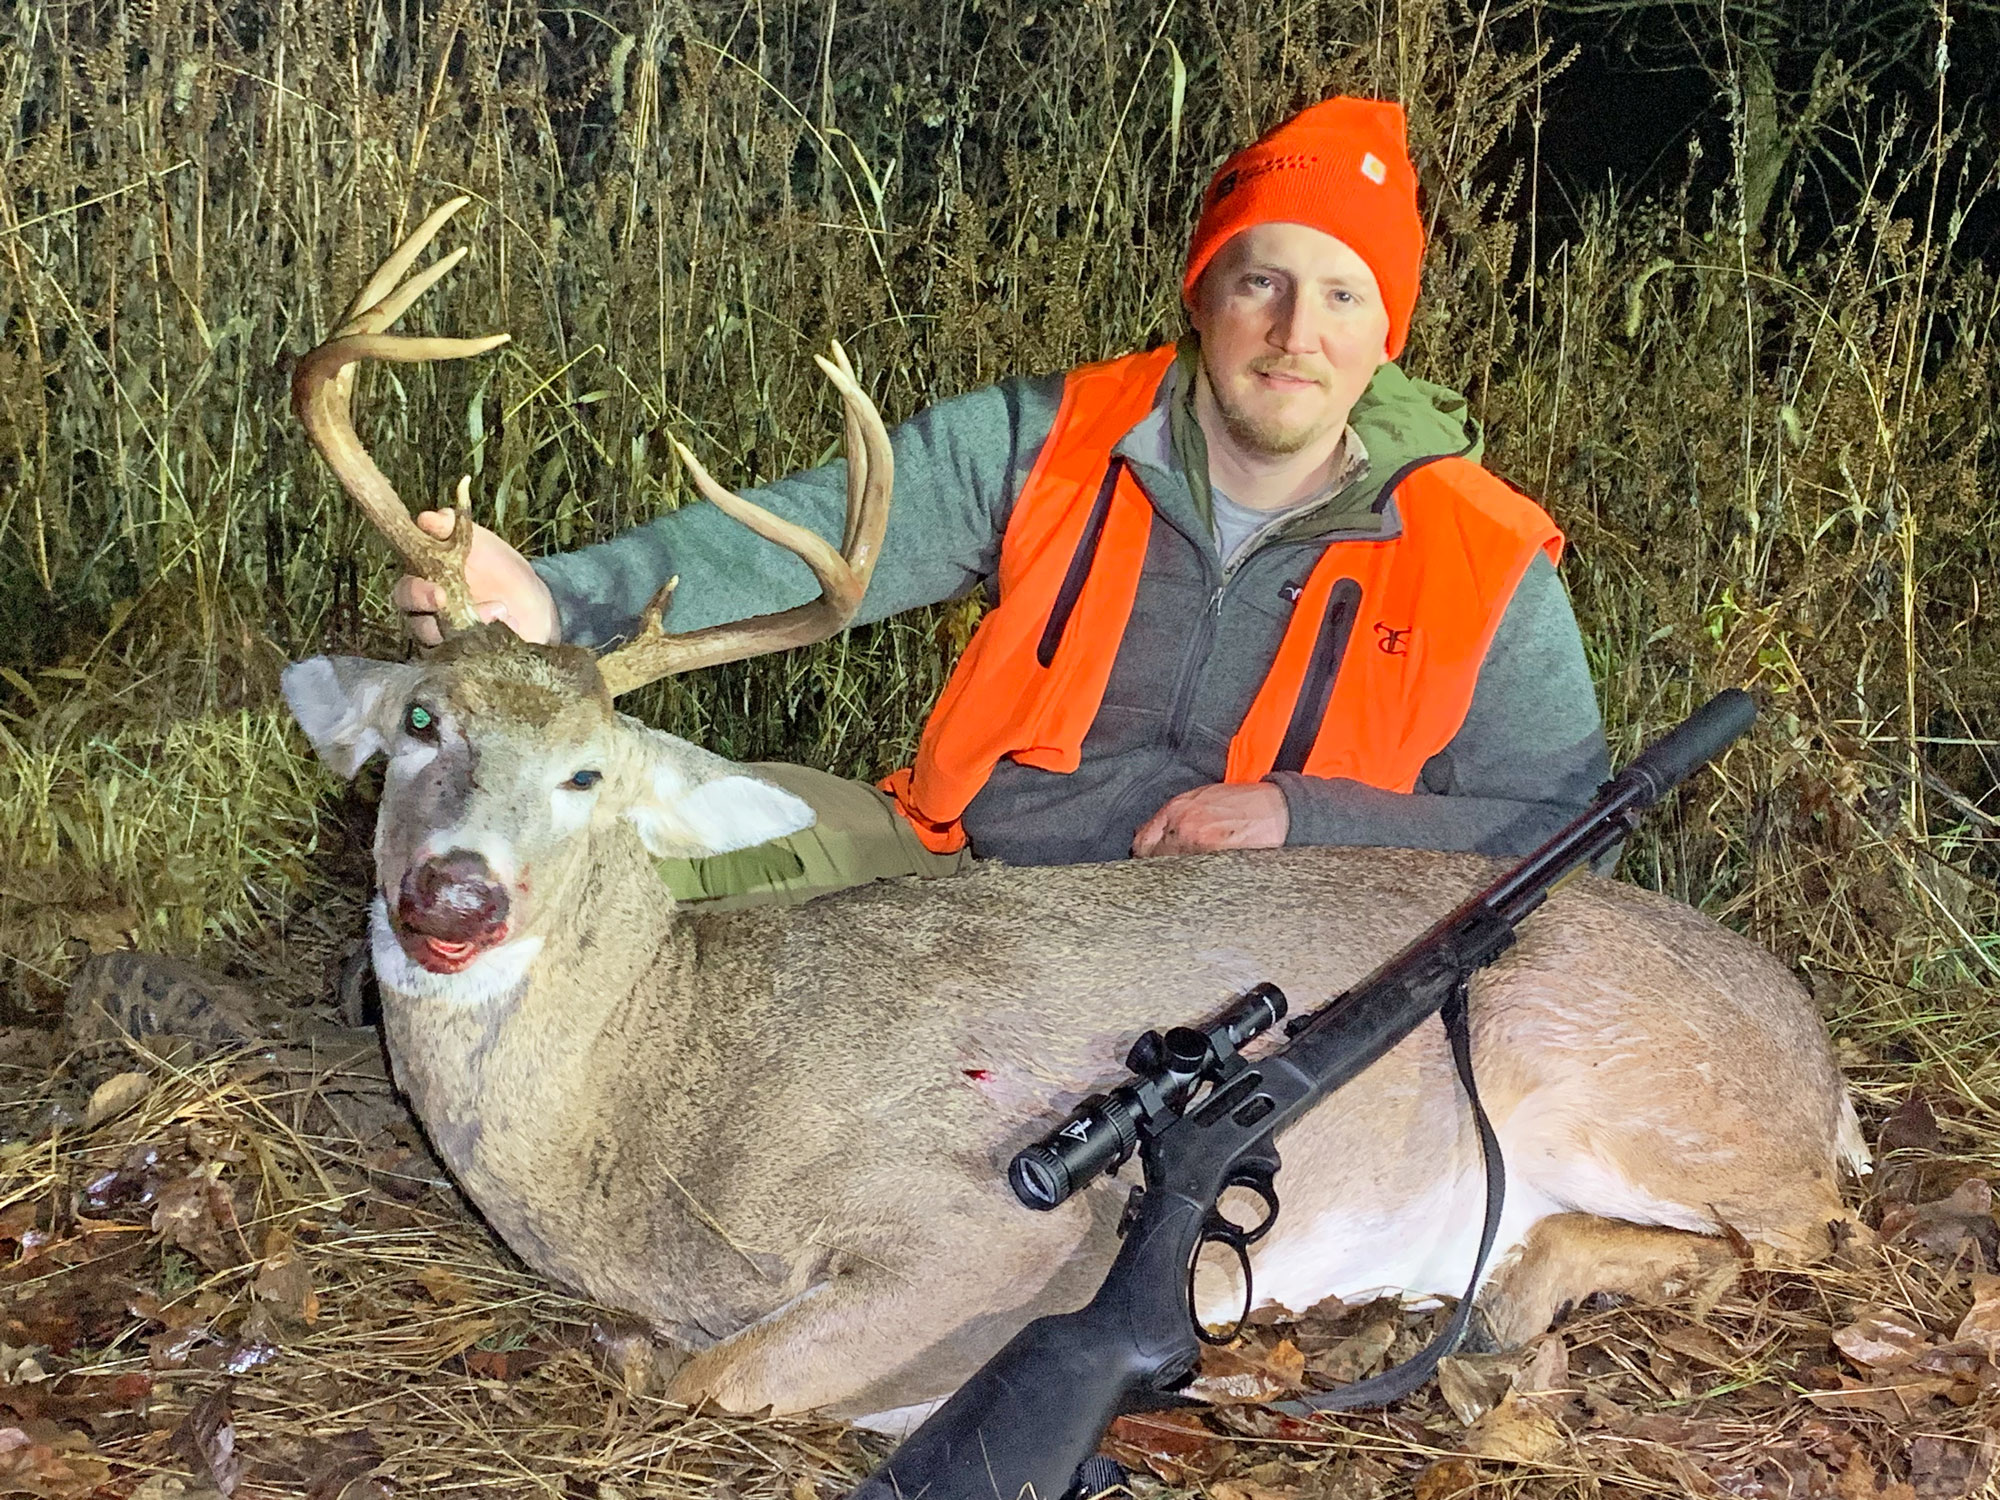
top-left (1223, 982), bottom-right (1288, 1045)
top-left (1009, 1090), bottom-right (1141, 1210)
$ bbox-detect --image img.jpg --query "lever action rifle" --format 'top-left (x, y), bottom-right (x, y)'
top-left (848, 689), bottom-right (1758, 1500)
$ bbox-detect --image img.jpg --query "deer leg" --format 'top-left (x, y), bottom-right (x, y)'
top-left (665, 1221), bottom-right (1102, 1418)
top-left (1475, 1213), bottom-right (1746, 1345)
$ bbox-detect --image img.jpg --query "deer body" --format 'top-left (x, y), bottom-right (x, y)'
top-left (335, 709), bottom-right (1859, 1417)
top-left (284, 208), bottom-right (1862, 1423)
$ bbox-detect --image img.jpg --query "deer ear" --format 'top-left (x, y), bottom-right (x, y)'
top-left (282, 657), bottom-right (427, 780)
top-left (619, 720), bottom-right (816, 859)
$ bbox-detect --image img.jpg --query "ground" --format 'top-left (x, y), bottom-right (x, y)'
top-left (1, 889), bottom-right (1996, 1500)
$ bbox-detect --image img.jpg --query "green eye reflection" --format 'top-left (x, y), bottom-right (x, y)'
top-left (404, 703), bottom-right (437, 738)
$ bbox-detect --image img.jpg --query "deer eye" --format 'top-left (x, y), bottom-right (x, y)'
top-left (563, 769), bottom-right (603, 791)
top-left (404, 703), bottom-right (438, 740)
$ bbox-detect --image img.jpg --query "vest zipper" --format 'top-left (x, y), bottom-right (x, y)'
top-left (1036, 459), bottom-right (1126, 668)
top-left (1271, 576), bottom-right (1363, 774)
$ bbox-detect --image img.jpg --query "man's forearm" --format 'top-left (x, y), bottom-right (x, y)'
top-left (1268, 740), bottom-right (1602, 858)
top-left (532, 375), bottom-right (1061, 648)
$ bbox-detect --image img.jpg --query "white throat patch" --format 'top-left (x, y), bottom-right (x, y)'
top-left (368, 896), bottom-right (544, 1008)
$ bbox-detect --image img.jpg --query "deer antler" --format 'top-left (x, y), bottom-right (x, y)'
top-left (292, 196), bottom-right (510, 634)
top-left (593, 341), bottom-right (894, 697)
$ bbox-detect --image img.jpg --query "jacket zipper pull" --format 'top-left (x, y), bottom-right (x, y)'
top-left (1209, 585), bottom-right (1224, 617)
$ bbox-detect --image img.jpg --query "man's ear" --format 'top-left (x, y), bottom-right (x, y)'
top-left (281, 657), bottom-right (427, 780)
top-left (618, 718), bottom-right (816, 859)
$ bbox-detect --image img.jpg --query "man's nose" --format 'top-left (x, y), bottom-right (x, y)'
top-left (1267, 292), bottom-right (1321, 354)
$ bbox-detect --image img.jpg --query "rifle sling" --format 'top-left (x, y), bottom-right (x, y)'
top-left (1272, 978), bottom-right (1508, 1414)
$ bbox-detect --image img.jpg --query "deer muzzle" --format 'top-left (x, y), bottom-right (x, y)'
top-left (395, 851), bottom-right (512, 972)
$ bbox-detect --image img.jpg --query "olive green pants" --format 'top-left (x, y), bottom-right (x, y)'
top-left (655, 763), bottom-right (974, 911)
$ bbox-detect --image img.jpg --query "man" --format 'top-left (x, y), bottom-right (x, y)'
top-left (393, 97), bottom-right (1607, 903)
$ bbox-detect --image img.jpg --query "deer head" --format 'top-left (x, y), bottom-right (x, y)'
top-left (280, 199), bottom-right (893, 986)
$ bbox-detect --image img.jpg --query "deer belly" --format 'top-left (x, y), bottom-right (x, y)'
top-left (1199, 1173), bottom-right (1564, 1324)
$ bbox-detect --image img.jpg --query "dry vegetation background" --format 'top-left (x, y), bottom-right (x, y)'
top-left (2, 0), bottom-right (2000, 1493)
top-left (1, 0), bottom-right (1996, 1039)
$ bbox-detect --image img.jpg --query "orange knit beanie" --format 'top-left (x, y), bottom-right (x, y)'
top-left (1182, 97), bottom-right (1425, 359)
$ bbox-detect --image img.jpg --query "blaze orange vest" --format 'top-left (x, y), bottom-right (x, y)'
top-left (879, 347), bottom-right (1563, 853)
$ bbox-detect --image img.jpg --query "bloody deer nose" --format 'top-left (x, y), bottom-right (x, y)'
top-left (397, 851), bottom-right (510, 942)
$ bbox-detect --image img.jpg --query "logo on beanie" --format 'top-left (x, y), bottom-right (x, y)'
top-left (1360, 152), bottom-right (1387, 185)
top-left (1210, 152), bottom-right (1320, 206)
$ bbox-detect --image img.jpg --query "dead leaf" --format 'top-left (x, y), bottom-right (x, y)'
top-left (1879, 1091), bottom-right (1943, 1154)
top-left (1300, 1302), bottom-right (1400, 1385)
top-left (1209, 1482), bottom-right (1299, 1500)
top-left (1513, 1333), bottom-right (1569, 1395)
top-left (81, 1072), bottom-right (152, 1131)
top-left (1805, 1372), bottom-right (1954, 1418)
top-left (170, 1385), bottom-right (241, 1497)
top-left (152, 1173), bottom-right (240, 1272)
top-left (1952, 1274), bottom-right (2000, 1357)
top-left (0, 1204), bottom-right (40, 1250)
top-left (1833, 1448), bottom-right (1918, 1500)
top-left (1655, 1322), bottom-right (1739, 1370)
top-left (1436, 1353), bottom-right (1513, 1426)
top-left (1412, 1458), bottom-right (1479, 1500)
top-left (1833, 1309), bottom-right (1930, 1372)
top-left (250, 1232), bottom-right (318, 1326)
top-left (1187, 1338), bottom-right (1306, 1403)
top-left (64, 908), bottom-right (137, 955)
top-left (414, 1265), bottom-right (476, 1306)
top-left (0, 1421), bottom-right (114, 1499)
top-left (1882, 1180), bottom-right (1999, 1266)
top-left (288, 1428), bottom-right (386, 1500)
top-left (1102, 1410), bottom-right (1230, 1484)
top-left (1460, 1389), bottom-right (1569, 1463)
top-left (1908, 1432), bottom-right (1998, 1500)
top-left (462, 1343), bottom-right (551, 1381)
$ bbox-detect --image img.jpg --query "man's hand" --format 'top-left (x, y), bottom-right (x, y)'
top-left (392, 510), bottom-right (561, 646)
top-left (1132, 782), bottom-right (1289, 857)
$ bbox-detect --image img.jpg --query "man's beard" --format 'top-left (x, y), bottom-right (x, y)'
top-left (1209, 363), bottom-right (1338, 458)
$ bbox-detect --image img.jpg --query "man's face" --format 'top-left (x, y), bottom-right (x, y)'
top-left (1189, 222), bottom-right (1394, 459)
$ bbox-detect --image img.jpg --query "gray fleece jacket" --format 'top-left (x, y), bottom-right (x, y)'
top-left (534, 351), bottom-right (1609, 865)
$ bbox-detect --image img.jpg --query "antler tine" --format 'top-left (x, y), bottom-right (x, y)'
top-left (594, 347), bottom-right (895, 698)
top-left (341, 197), bottom-right (477, 328)
top-left (825, 339), bottom-right (868, 557)
top-left (293, 197), bottom-right (511, 633)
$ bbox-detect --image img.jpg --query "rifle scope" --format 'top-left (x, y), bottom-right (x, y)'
top-left (1008, 983), bottom-right (1287, 1211)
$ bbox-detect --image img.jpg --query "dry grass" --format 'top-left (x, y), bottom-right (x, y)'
top-left (5, 0), bottom-right (1988, 1015)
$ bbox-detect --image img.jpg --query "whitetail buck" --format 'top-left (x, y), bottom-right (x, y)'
top-left (281, 202), bottom-right (1865, 1425)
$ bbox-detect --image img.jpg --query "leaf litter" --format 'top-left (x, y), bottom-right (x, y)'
top-left (5, 992), bottom-right (2000, 1498)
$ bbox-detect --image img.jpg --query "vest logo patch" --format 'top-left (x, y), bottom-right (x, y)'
top-left (1374, 622), bottom-right (1412, 655)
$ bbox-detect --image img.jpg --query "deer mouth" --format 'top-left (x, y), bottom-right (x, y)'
top-left (398, 931), bottom-right (505, 974)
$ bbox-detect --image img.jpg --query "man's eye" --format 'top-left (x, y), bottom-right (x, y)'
top-left (404, 704), bottom-right (438, 739)
top-left (564, 770), bottom-right (603, 791)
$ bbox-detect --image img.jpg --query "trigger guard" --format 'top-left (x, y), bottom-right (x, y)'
top-left (1221, 1167), bottom-right (1280, 1247)
top-left (1188, 1223), bottom-right (1254, 1347)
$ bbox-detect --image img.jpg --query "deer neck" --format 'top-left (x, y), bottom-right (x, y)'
top-left (373, 828), bottom-right (698, 1175)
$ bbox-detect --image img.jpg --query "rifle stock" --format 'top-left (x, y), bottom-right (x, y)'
top-left (848, 1187), bottom-right (1209, 1500)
